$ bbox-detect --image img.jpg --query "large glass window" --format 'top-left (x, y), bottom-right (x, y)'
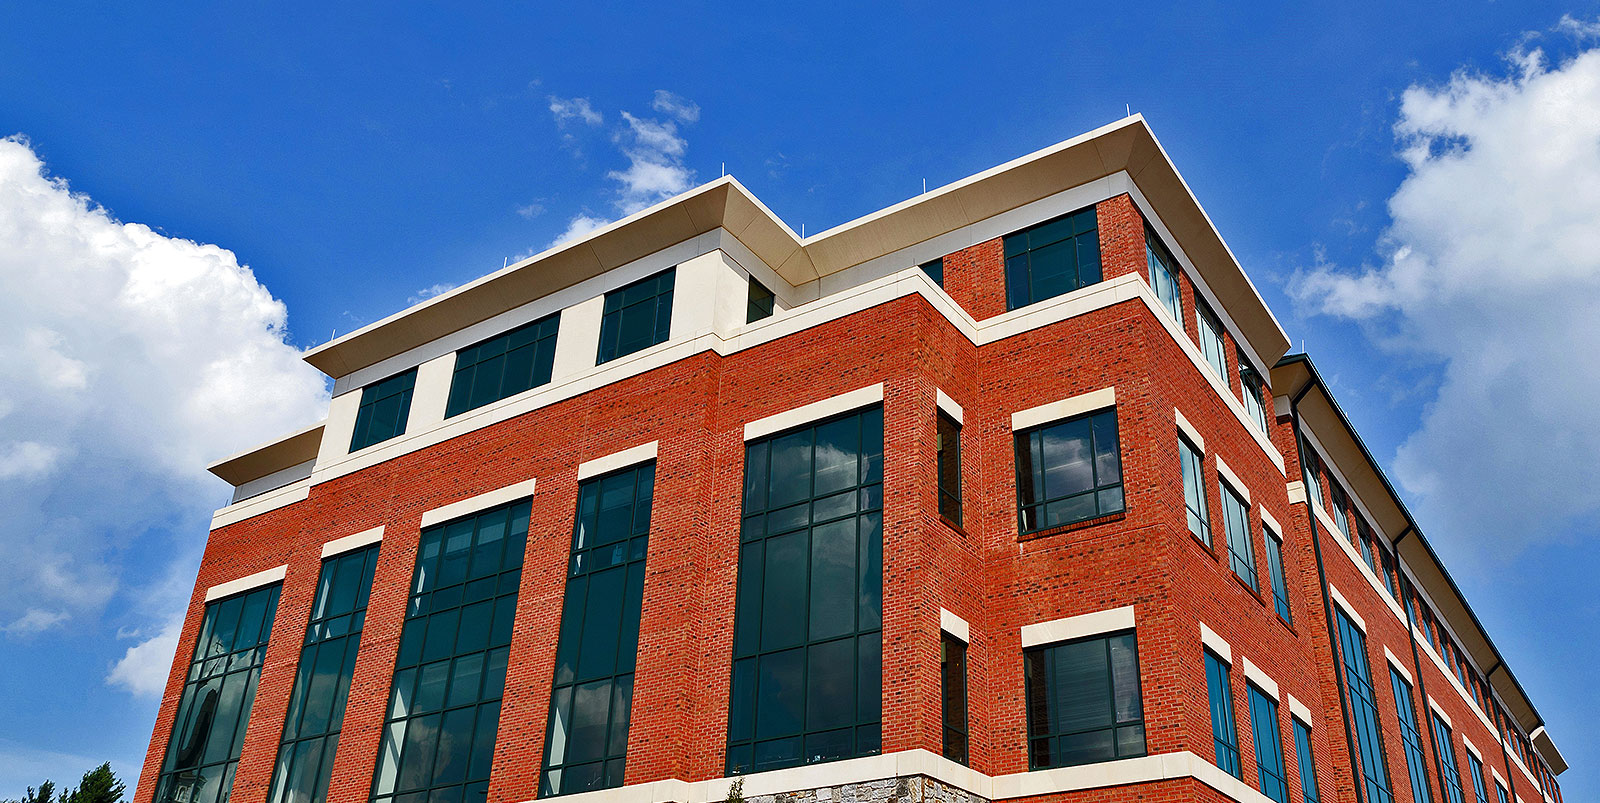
top-left (1221, 482), bottom-right (1257, 590)
top-left (727, 407), bottom-right (884, 773)
top-left (597, 269), bottom-right (675, 364)
top-left (1294, 719), bottom-right (1321, 803)
top-left (1467, 751), bottom-right (1488, 803)
top-left (1300, 442), bottom-right (1326, 522)
top-left (155, 583), bottom-right (282, 803)
top-left (445, 313), bottom-right (560, 418)
top-left (1205, 649), bottom-right (1241, 778)
top-left (1432, 714), bottom-right (1466, 803)
top-left (919, 258), bottom-right (944, 288)
top-left (541, 463), bottom-right (655, 796)
top-left (1024, 632), bottom-right (1144, 769)
top-left (1391, 670), bottom-right (1434, 803)
top-left (940, 633), bottom-right (969, 765)
top-left (1197, 299), bottom-right (1228, 379)
top-left (1330, 485), bottom-right (1353, 542)
top-left (1336, 611), bottom-right (1394, 803)
top-left (371, 501), bottom-right (530, 803)
top-left (1003, 206), bottom-right (1101, 311)
top-left (1265, 528), bottom-right (1292, 624)
top-left (936, 412), bottom-right (962, 525)
top-left (269, 546), bottom-right (380, 803)
top-left (1180, 436), bottom-right (1210, 546)
top-left (1014, 409), bottom-right (1123, 534)
top-left (1494, 780), bottom-right (1509, 803)
top-left (1146, 229), bottom-right (1182, 322)
top-left (1249, 684), bottom-right (1289, 803)
top-left (1240, 356), bottom-right (1269, 433)
top-left (747, 278), bottom-right (775, 323)
top-left (350, 369), bottom-right (417, 452)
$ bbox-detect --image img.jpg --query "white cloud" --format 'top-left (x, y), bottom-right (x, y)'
top-left (0, 608), bottom-right (69, 636)
top-left (1292, 42), bottom-right (1600, 560)
top-left (514, 200), bottom-right (546, 219)
top-left (651, 89), bottom-right (701, 123)
top-left (546, 94), bottom-right (700, 247)
top-left (547, 95), bottom-right (602, 127)
top-left (0, 136), bottom-right (328, 659)
top-left (107, 615), bottom-right (181, 696)
top-left (1554, 14), bottom-right (1600, 40)
top-left (407, 283), bottom-right (456, 305)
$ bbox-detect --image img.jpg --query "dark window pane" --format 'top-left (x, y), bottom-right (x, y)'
top-left (728, 407), bottom-right (883, 773)
top-left (1015, 409), bottom-right (1123, 534)
top-left (940, 633), bottom-right (969, 765)
top-left (1002, 205), bottom-right (1103, 310)
top-left (350, 369), bottom-right (418, 452)
top-left (936, 413), bottom-right (962, 525)
top-left (1337, 611), bottom-right (1394, 803)
top-left (747, 277), bottom-right (776, 323)
top-left (919, 258), bottom-right (944, 288)
top-left (1207, 649), bottom-right (1241, 777)
top-left (1024, 632), bottom-right (1144, 770)
top-left (597, 269), bottom-right (675, 364)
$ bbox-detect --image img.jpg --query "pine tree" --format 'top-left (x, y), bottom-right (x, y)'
top-left (67, 764), bottom-right (124, 803)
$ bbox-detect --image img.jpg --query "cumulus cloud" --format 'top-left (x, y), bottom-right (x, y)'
top-left (0, 136), bottom-right (328, 664)
top-left (651, 89), bottom-right (701, 123)
top-left (408, 283), bottom-right (456, 305)
top-left (546, 93), bottom-right (700, 247)
top-left (1291, 41), bottom-right (1600, 559)
top-left (107, 615), bottom-right (181, 696)
top-left (547, 95), bottom-right (602, 127)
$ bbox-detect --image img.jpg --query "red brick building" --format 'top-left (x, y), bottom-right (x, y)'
top-left (136, 117), bottom-right (1567, 803)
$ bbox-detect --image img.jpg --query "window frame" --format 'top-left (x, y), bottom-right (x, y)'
top-left (1390, 668), bottom-right (1435, 803)
top-left (1022, 630), bottom-right (1145, 770)
top-left (1013, 407), bottom-right (1124, 534)
top-left (940, 632), bottom-right (969, 766)
top-left (1145, 227), bottom-right (1183, 322)
top-left (1248, 682), bottom-right (1289, 803)
top-left (1220, 480), bottom-right (1257, 591)
top-left (1239, 354), bottom-right (1269, 433)
top-left (349, 368), bottom-right (418, 452)
top-left (936, 411), bottom-right (963, 526)
top-left (746, 276), bottom-right (775, 323)
top-left (1336, 611), bottom-right (1395, 803)
top-left (1205, 649), bottom-right (1242, 778)
top-left (1294, 718), bottom-right (1322, 803)
top-left (1432, 713), bottom-right (1467, 803)
top-left (1196, 298), bottom-right (1228, 380)
top-left (1180, 435), bottom-right (1210, 547)
top-left (1466, 750), bottom-right (1489, 803)
top-left (1264, 526), bottom-right (1292, 624)
top-left (445, 311), bottom-right (561, 419)
top-left (919, 257), bottom-right (944, 288)
top-left (1002, 205), bottom-right (1102, 311)
top-left (597, 268), bottom-right (676, 365)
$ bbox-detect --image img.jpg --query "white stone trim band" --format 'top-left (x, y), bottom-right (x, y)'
top-left (1011, 387), bottom-right (1115, 432)
top-left (1385, 647), bottom-right (1414, 685)
top-left (1327, 583), bottom-right (1366, 632)
top-left (1200, 622), bottom-right (1233, 663)
top-left (935, 389), bottom-right (964, 424)
top-left (744, 384), bottom-right (884, 442)
top-left (1216, 455), bottom-right (1250, 503)
top-left (321, 526), bottom-right (384, 559)
top-left (205, 565), bottom-right (287, 602)
top-left (1020, 605), bottom-right (1136, 649)
top-left (420, 478), bottom-right (538, 528)
top-left (939, 608), bottom-right (970, 643)
top-left (1174, 408), bottom-right (1205, 452)
top-left (1427, 695), bottom-right (1452, 728)
top-left (1241, 656), bottom-right (1280, 701)
top-left (1287, 693), bottom-right (1314, 727)
top-left (578, 441), bottom-right (659, 480)
top-left (1260, 507), bottom-right (1282, 537)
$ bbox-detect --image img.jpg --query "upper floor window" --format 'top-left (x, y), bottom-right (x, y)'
top-left (350, 368), bottom-right (417, 452)
top-left (1300, 441), bottom-right (1326, 519)
top-left (1003, 206), bottom-right (1101, 311)
top-left (1221, 481), bottom-right (1257, 591)
top-left (1390, 668), bottom-right (1433, 803)
top-left (1197, 299), bottom-right (1228, 379)
top-left (1494, 780), bottom-right (1509, 803)
top-left (156, 583), bottom-right (281, 803)
top-left (1294, 719), bottom-right (1322, 803)
top-left (1205, 649), bottom-right (1241, 778)
top-left (598, 268), bottom-right (675, 364)
top-left (1180, 436), bottom-right (1210, 546)
top-left (1330, 485), bottom-right (1353, 542)
top-left (446, 312), bottom-right (560, 418)
top-left (1432, 714), bottom-right (1467, 803)
top-left (1240, 355), bottom-right (1269, 432)
top-left (1023, 631), bottom-right (1144, 769)
top-left (936, 412), bottom-right (963, 525)
top-left (920, 257), bottom-right (944, 288)
top-left (1467, 750), bottom-right (1489, 803)
top-left (1014, 408), bottom-right (1123, 534)
top-left (1335, 611), bottom-right (1395, 803)
top-left (1248, 683), bottom-right (1289, 803)
top-left (1146, 229), bottom-right (1182, 322)
top-left (747, 277), bottom-right (775, 323)
top-left (1265, 527), bottom-right (1292, 624)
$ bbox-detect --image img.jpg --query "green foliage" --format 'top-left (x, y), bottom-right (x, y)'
top-left (4, 763), bottom-right (125, 803)
top-left (724, 777), bottom-right (745, 803)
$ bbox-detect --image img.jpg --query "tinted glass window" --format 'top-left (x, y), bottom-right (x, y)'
top-left (1433, 714), bottom-right (1467, 803)
top-left (1023, 632), bottom-right (1144, 770)
top-left (445, 312), bottom-right (559, 418)
top-left (1494, 781), bottom-right (1509, 803)
top-left (269, 546), bottom-right (379, 803)
top-left (936, 412), bottom-right (962, 525)
top-left (541, 463), bottom-right (655, 796)
top-left (1014, 408), bottom-right (1123, 533)
top-left (1146, 229), bottom-right (1182, 321)
top-left (1206, 649), bottom-right (1241, 777)
top-left (1180, 437), bottom-right (1209, 545)
top-left (350, 369), bottom-right (417, 452)
top-left (747, 278), bottom-right (775, 323)
top-left (1249, 684), bottom-right (1289, 803)
top-left (1240, 355), bottom-right (1269, 432)
top-left (940, 633), bottom-right (968, 765)
top-left (1221, 482), bottom-right (1257, 590)
top-left (155, 583), bottom-right (281, 803)
top-left (1467, 751), bottom-right (1488, 803)
top-left (728, 407), bottom-right (884, 773)
top-left (920, 258), bottom-right (944, 288)
top-left (1265, 529), bottom-right (1292, 624)
top-left (371, 501), bottom-right (530, 803)
top-left (1197, 299), bottom-right (1228, 379)
top-left (1294, 719), bottom-right (1321, 803)
top-left (1301, 443), bottom-right (1326, 524)
top-left (1003, 206), bottom-right (1101, 310)
top-left (1337, 611), bottom-right (1395, 803)
top-left (598, 269), bottom-right (675, 364)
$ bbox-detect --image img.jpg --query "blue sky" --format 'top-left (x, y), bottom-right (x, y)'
top-left (1, 1), bottom-right (1597, 798)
